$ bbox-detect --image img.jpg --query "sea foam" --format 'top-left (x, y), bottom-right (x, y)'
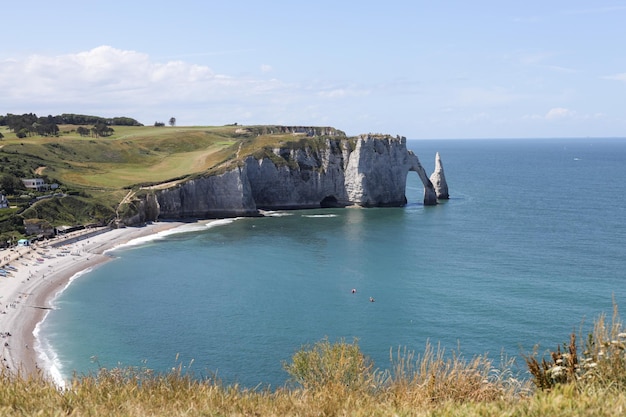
top-left (35, 267), bottom-right (94, 389)
top-left (107, 219), bottom-right (239, 253)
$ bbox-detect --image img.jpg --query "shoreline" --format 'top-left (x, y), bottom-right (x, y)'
top-left (0, 221), bottom-right (187, 381)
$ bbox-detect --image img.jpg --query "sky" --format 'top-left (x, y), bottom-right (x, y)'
top-left (1, 1), bottom-right (626, 139)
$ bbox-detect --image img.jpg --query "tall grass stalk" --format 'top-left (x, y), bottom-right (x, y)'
top-left (383, 341), bottom-right (527, 408)
top-left (581, 301), bottom-right (626, 390)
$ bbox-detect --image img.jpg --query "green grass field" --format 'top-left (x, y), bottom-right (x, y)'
top-left (1, 125), bottom-right (243, 189)
top-left (0, 125), bottom-right (334, 190)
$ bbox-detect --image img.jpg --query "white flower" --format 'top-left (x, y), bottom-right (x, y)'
top-left (549, 366), bottom-right (566, 377)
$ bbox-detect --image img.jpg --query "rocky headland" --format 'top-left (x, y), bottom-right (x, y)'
top-left (123, 133), bottom-right (447, 224)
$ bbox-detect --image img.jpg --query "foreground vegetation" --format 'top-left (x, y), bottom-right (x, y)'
top-left (2, 306), bottom-right (625, 416)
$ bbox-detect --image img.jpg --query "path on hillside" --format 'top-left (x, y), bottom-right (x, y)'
top-left (115, 189), bottom-right (135, 220)
top-left (236, 141), bottom-right (243, 159)
top-left (140, 179), bottom-right (185, 191)
top-left (119, 189), bottom-right (134, 206)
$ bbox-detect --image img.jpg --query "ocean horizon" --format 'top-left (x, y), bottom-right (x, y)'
top-left (38, 137), bottom-right (626, 388)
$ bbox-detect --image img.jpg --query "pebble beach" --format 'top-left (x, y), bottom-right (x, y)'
top-left (0, 222), bottom-right (184, 381)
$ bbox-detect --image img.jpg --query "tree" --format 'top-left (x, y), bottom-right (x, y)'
top-left (0, 132), bottom-right (4, 140)
top-left (91, 123), bottom-right (114, 137)
top-left (33, 116), bottom-right (59, 137)
top-left (0, 174), bottom-right (25, 195)
top-left (6, 113), bottom-right (37, 133)
top-left (76, 126), bottom-right (90, 137)
top-left (169, 117), bottom-right (176, 127)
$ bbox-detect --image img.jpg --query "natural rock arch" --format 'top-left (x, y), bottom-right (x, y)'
top-left (407, 151), bottom-right (438, 206)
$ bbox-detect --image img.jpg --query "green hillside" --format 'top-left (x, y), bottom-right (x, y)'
top-left (2, 125), bottom-right (240, 188)
top-left (0, 121), bottom-right (346, 243)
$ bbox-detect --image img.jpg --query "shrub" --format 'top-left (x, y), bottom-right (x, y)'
top-left (283, 337), bottom-right (377, 393)
top-left (524, 300), bottom-right (626, 392)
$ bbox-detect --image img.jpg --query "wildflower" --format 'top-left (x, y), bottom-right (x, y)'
top-left (549, 366), bottom-right (566, 378)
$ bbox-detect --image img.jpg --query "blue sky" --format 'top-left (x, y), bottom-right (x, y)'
top-left (2, 1), bottom-right (626, 139)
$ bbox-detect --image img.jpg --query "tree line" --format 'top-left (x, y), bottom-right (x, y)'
top-left (154, 117), bottom-right (176, 127)
top-left (0, 113), bottom-right (142, 139)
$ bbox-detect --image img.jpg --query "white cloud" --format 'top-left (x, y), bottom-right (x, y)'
top-left (545, 107), bottom-right (575, 119)
top-left (0, 46), bottom-right (297, 122)
top-left (515, 52), bottom-right (577, 73)
top-left (316, 87), bottom-right (370, 99)
top-left (603, 73), bottom-right (626, 82)
top-left (0, 46), bottom-right (378, 127)
top-left (524, 108), bottom-right (606, 123)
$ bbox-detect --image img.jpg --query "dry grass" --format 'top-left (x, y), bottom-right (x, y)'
top-left (1, 339), bottom-right (528, 417)
top-left (383, 342), bottom-right (527, 408)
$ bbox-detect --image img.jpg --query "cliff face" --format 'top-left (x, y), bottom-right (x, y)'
top-left (153, 168), bottom-right (258, 219)
top-left (245, 138), bottom-right (352, 209)
top-left (126, 135), bottom-right (440, 224)
top-left (344, 136), bottom-right (436, 207)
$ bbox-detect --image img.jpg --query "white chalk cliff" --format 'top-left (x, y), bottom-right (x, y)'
top-left (429, 152), bottom-right (449, 199)
top-left (124, 134), bottom-right (443, 224)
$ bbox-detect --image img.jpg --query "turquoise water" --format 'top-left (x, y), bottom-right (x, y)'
top-left (40, 138), bottom-right (626, 388)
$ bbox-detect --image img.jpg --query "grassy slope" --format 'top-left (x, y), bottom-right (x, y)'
top-left (0, 125), bottom-right (329, 190)
top-left (1, 125), bottom-right (322, 225)
top-left (1, 125), bottom-right (240, 189)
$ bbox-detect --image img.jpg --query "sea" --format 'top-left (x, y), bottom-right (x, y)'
top-left (36, 138), bottom-right (626, 389)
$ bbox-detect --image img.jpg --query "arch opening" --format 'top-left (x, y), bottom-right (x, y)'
top-left (320, 195), bottom-right (342, 208)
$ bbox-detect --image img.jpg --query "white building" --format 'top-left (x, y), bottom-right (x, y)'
top-left (21, 178), bottom-right (47, 191)
top-left (0, 194), bottom-right (8, 209)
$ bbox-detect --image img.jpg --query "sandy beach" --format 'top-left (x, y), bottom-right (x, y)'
top-left (0, 221), bottom-right (186, 381)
